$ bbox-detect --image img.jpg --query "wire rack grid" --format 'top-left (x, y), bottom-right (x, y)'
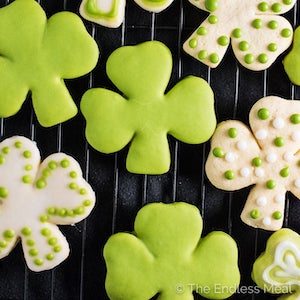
top-left (0, 0), bottom-right (299, 299)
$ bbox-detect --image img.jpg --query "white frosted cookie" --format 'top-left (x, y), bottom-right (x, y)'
top-left (206, 96), bottom-right (300, 231)
top-left (183, 0), bottom-right (296, 70)
top-left (0, 136), bottom-right (95, 271)
top-left (79, 0), bottom-right (126, 28)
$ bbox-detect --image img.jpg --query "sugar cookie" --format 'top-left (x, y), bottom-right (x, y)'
top-left (206, 96), bottom-right (300, 231)
top-left (0, 136), bottom-right (95, 271)
top-left (81, 41), bottom-right (216, 175)
top-left (183, 0), bottom-right (296, 70)
top-left (104, 202), bottom-right (240, 299)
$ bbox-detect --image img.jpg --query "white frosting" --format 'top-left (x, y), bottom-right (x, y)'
top-left (292, 131), bottom-right (300, 142)
top-left (237, 140), bottom-right (247, 151)
top-left (256, 196), bottom-right (267, 207)
top-left (272, 117), bottom-right (285, 129)
top-left (262, 217), bottom-right (271, 226)
top-left (275, 194), bottom-right (285, 203)
top-left (266, 153), bottom-right (277, 163)
top-left (225, 152), bottom-right (236, 162)
top-left (294, 179), bottom-right (300, 188)
top-left (255, 129), bottom-right (268, 140)
top-left (284, 152), bottom-right (294, 162)
top-left (240, 167), bottom-right (250, 177)
top-left (255, 168), bottom-right (265, 178)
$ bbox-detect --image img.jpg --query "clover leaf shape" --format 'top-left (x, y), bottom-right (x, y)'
top-left (253, 228), bottom-right (300, 299)
top-left (183, 0), bottom-right (296, 70)
top-left (0, 0), bottom-right (99, 127)
top-left (104, 202), bottom-right (240, 300)
top-left (81, 41), bottom-right (216, 174)
top-left (0, 136), bottom-right (95, 272)
top-left (206, 96), bottom-right (300, 231)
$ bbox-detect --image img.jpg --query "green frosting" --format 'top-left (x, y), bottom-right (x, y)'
top-left (104, 202), bottom-right (240, 300)
top-left (81, 41), bottom-right (216, 174)
top-left (284, 26), bottom-right (300, 85)
top-left (0, 0), bottom-right (99, 127)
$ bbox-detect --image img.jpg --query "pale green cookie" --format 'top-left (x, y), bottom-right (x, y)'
top-left (253, 228), bottom-right (300, 299)
top-left (104, 202), bottom-right (240, 300)
top-left (81, 41), bottom-right (216, 175)
top-left (0, 0), bottom-right (99, 127)
top-left (284, 26), bottom-right (300, 85)
top-left (0, 136), bottom-right (95, 271)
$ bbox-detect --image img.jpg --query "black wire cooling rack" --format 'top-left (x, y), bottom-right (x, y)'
top-left (0, 0), bottom-right (299, 299)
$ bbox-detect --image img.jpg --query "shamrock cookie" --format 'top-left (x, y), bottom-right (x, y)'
top-left (104, 202), bottom-right (240, 300)
top-left (81, 41), bottom-right (216, 175)
top-left (0, 0), bottom-right (99, 127)
top-left (0, 136), bottom-right (95, 271)
top-left (253, 228), bottom-right (300, 299)
top-left (206, 96), bottom-right (300, 231)
top-left (183, 0), bottom-right (296, 70)
top-left (284, 26), bottom-right (300, 85)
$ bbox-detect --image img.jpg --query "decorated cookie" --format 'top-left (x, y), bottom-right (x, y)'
top-left (104, 202), bottom-right (240, 299)
top-left (79, 0), bottom-right (126, 28)
top-left (81, 41), bottom-right (216, 175)
top-left (252, 228), bottom-right (300, 299)
top-left (0, 136), bottom-right (95, 271)
top-left (183, 0), bottom-right (296, 70)
top-left (0, 0), bottom-right (99, 127)
top-left (284, 26), bottom-right (300, 85)
top-left (206, 96), bottom-right (300, 231)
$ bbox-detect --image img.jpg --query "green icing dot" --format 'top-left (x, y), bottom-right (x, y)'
top-left (209, 53), bottom-right (219, 64)
top-left (69, 182), bottom-right (78, 190)
top-left (205, 0), bottom-right (218, 11)
top-left (48, 161), bottom-right (57, 170)
top-left (14, 141), bottom-right (22, 149)
top-left (228, 127), bottom-right (237, 138)
top-left (266, 179), bottom-right (276, 189)
top-left (29, 249), bottom-right (38, 257)
top-left (290, 114), bottom-right (300, 124)
top-left (283, 0), bottom-right (292, 4)
top-left (197, 26), bottom-right (207, 35)
top-left (224, 170), bottom-right (234, 180)
top-left (34, 258), bottom-right (43, 266)
top-left (189, 38), bottom-right (197, 49)
top-left (0, 187), bottom-right (8, 198)
top-left (53, 245), bottom-right (62, 253)
top-left (41, 228), bottom-right (51, 237)
top-left (232, 28), bottom-right (242, 38)
top-left (69, 171), bottom-right (77, 179)
top-left (274, 137), bottom-right (284, 147)
top-left (252, 19), bottom-right (263, 29)
top-left (40, 215), bottom-right (49, 223)
top-left (21, 227), bottom-right (31, 236)
top-left (239, 41), bottom-right (249, 51)
top-left (25, 164), bottom-right (33, 171)
top-left (2, 147), bottom-right (10, 155)
top-left (268, 43), bottom-right (277, 52)
top-left (280, 167), bottom-right (290, 177)
top-left (208, 15), bottom-right (218, 24)
top-left (47, 207), bottom-right (57, 215)
top-left (27, 239), bottom-right (35, 247)
top-left (23, 150), bottom-right (31, 159)
top-left (213, 147), bottom-right (225, 158)
top-left (22, 175), bottom-right (32, 184)
top-left (36, 179), bottom-right (46, 189)
top-left (258, 108), bottom-right (270, 120)
top-left (258, 53), bottom-right (268, 64)
top-left (58, 208), bottom-right (67, 217)
top-left (74, 206), bottom-right (85, 215)
top-left (258, 2), bottom-right (268, 11)
top-left (0, 240), bottom-right (7, 248)
top-left (281, 28), bottom-right (291, 38)
top-left (252, 157), bottom-right (262, 167)
top-left (268, 20), bottom-right (278, 29)
top-left (271, 3), bottom-right (281, 12)
top-left (217, 36), bottom-right (229, 46)
top-left (0, 155), bottom-right (5, 165)
top-left (42, 169), bottom-right (51, 178)
top-left (67, 210), bottom-right (75, 217)
top-left (83, 199), bottom-right (92, 207)
top-left (250, 209), bottom-right (260, 219)
top-left (245, 54), bottom-right (254, 64)
top-left (48, 237), bottom-right (58, 246)
top-left (273, 211), bottom-right (282, 220)
top-left (60, 159), bottom-right (70, 168)
top-left (198, 50), bottom-right (208, 60)
top-left (46, 253), bottom-right (54, 261)
top-left (79, 188), bottom-right (87, 195)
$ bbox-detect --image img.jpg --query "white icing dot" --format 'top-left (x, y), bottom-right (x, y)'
top-left (237, 140), bottom-right (247, 151)
top-left (266, 153), bottom-right (277, 163)
top-left (275, 194), bottom-right (285, 203)
top-left (284, 152), bottom-right (294, 162)
top-left (240, 167), bottom-right (250, 177)
top-left (272, 117), bottom-right (285, 129)
top-left (225, 152), bottom-right (236, 162)
top-left (294, 179), bottom-right (300, 188)
top-left (257, 196), bottom-right (267, 207)
top-left (255, 168), bottom-right (265, 177)
top-left (292, 131), bottom-right (300, 142)
top-left (255, 129), bottom-right (268, 140)
top-left (262, 217), bottom-right (272, 226)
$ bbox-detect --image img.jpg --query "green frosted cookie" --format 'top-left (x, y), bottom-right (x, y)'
top-left (81, 41), bottom-right (216, 174)
top-left (104, 202), bottom-right (240, 300)
top-left (0, 0), bottom-right (99, 127)
top-left (253, 228), bottom-right (300, 299)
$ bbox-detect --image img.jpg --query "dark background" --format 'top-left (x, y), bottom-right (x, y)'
top-left (0, 0), bottom-right (299, 299)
